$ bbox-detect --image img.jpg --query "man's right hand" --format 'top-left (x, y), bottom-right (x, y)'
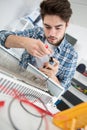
top-left (5, 35), bottom-right (52, 58)
top-left (25, 38), bottom-right (52, 57)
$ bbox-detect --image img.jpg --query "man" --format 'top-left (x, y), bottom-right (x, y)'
top-left (0, 0), bottom-right (78, 91)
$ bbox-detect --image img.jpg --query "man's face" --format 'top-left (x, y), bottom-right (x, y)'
top-left (43, 15), bottom-right (68, 45)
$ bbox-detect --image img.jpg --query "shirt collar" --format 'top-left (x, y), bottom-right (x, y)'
top-left (56, 36), bottom-right (66, 53)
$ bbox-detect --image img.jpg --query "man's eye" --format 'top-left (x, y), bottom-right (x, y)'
top-left (56, 28), bottom-right (60, 30)
top-left (45, 26), bottom-right (51, 29)
top-left (56, 27), bottom-right (63, 30)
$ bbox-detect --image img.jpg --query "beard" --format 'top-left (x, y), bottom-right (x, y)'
top-left (46, 36), bottom-right (64, 46)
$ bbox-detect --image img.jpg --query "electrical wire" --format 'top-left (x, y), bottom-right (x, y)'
top-left (8, 93), bottom-right (50, 130)
top-left (8, 97), bottom-right (20, 130)
top-left (20, 94), bottom-right (48, 130)
top-left (20, 102), bottom-right (43, 130)
top-left (20, 94), bottom-right (47, 117)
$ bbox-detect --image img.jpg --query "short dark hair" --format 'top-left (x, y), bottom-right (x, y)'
top-left (40, 0), bottom-right (72, 22)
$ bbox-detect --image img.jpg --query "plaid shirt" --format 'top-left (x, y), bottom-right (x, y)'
top-left (0, 26), bottom-right (78, 90)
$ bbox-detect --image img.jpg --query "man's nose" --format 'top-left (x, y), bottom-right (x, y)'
top-left (49, 28), bottom-right (56, 36)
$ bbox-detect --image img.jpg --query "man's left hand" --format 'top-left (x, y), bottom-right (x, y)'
top-left (39, 58), bottom-right (60, 83)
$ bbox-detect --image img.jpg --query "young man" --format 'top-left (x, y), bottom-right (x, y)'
top-left (0, 0), bottom-right (78, 91)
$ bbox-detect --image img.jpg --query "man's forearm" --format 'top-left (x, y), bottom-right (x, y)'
top-left (5, 35), bottom-right (29, 49)
top-left (5, 35), bottom-right (51, 57)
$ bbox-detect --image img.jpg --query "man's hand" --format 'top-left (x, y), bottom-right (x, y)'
top-left (5, 35), bottom-right (52, 58)
top-left (25, 39), bottom-right (52, 57)
top-left (39, 58), bottom-right (60, 84)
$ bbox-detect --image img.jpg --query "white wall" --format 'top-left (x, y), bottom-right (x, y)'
top-left (0, 0), bottom-right (24, 29)
top-left (0, 0), bottom-right (41, 29)
top-left (67, 24), bottom-right (87, 63)
top-left (70, 0), bottom-right (87, 28)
